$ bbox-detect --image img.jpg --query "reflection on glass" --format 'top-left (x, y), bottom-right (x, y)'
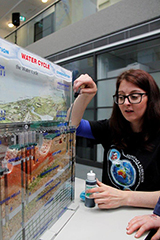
top-left (97, 38), bottom-right (160, 80)
top-left (61, 57), bottom-right (95, 108)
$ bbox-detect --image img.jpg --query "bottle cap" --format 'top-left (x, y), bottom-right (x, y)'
top-left (87, 170), bottom-right (96, 181)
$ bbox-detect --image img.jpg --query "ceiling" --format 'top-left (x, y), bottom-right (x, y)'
top-left (0, 0), bottom-right (57, 38)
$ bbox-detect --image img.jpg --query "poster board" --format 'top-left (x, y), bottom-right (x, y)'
top-left (0, 38), bottom-right (72, 123)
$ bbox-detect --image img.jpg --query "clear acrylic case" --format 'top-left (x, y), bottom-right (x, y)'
top-left (0, 121), bottom-right (76, 240)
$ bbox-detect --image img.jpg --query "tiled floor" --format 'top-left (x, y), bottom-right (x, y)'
top-left (75, 163), bottom-right (102, 181)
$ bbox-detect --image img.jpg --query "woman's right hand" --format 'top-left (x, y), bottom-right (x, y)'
top-left (73, 74), bottom-right (97, 96)
top-left (67, 74), bottom-right (97, 126)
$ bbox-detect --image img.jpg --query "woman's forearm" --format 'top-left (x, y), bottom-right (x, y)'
top-left (66, 93), bottom-right (95, 127)
top-left (66, 74), bottom-right (97, 127)
top-left (123, 190), bottom-right (160, 208)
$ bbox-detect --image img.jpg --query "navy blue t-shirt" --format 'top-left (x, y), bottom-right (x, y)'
top-left (154, 197), bottom-right (160, 216)
top-left (86, 119), bottom-right (160, 191)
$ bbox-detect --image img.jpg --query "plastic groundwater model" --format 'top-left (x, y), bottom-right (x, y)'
top-left (0, 38), bottom-right (76, 240)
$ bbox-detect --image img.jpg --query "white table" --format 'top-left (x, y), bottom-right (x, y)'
top-left (40, 178), bottom-right (152, 240)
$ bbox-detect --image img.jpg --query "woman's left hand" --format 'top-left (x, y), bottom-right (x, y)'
top-left (126, 214), bottom-right (160, 239)
top-left (86, 179), bottom-right (125, 209)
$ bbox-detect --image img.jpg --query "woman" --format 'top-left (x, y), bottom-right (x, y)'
top-left (67, 69), bottom-right (160, 209)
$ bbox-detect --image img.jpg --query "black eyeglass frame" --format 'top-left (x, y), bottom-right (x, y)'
top-left (113, 93), bottom-right (147, 105)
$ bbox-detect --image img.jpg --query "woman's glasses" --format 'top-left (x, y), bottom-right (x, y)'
top-left (113, 93), bottom-right (147, 105)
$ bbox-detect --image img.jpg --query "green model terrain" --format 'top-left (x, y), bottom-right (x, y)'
top-left (0, 95), bottom-right (66, 122)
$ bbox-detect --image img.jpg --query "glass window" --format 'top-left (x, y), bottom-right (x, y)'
top-left (55, 0), bottom-right (97, 31)
top-left (97, 108), bottom-right (112, 120)
top-left (97, 53), bottom-right (126, 79)
top-left (76, 137), bottom-right (95, 161)
top-left (62, 57), bottom-right (94, 79)
top-left (17, 25), bottom-right (28, 46)
top-left (34, 20), bottom-right (43, 42)
top-left (34, 13), bottom-right (55, 42)
top-left (97, 78), bottom-right (116, 107)
top-left (61, 57), bottom-right (95, 108)
top-left (61, 56), bottom-right (96, 163)
top-left (83, 109), bottom-right (94, 121)
top-left (97, 144), bottom-right (104, 163)
top-left (150, 72), bottom-right (160, 88)
top-left (97, 38), bottom-right (160, 80)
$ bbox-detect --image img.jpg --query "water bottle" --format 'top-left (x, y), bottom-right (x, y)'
top-left (85, 170), bottom-right (96, 208)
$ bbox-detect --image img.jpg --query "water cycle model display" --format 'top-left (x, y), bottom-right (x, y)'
top-left (0, 38), bottom-right (75, 240)
top-left (0, 37), bottom-right (72, 123)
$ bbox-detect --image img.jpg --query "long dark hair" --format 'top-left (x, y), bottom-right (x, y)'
top-left (109, 69), bottom-right (160, 150)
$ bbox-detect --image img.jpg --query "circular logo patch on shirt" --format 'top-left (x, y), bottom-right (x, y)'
top-left (107, 148), bottom-right (144, 190)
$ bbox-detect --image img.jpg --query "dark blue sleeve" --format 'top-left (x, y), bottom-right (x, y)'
top-left (76, 119), bottom-right (95, 139)
top-left (153, 197), bottom-right (160, 216)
